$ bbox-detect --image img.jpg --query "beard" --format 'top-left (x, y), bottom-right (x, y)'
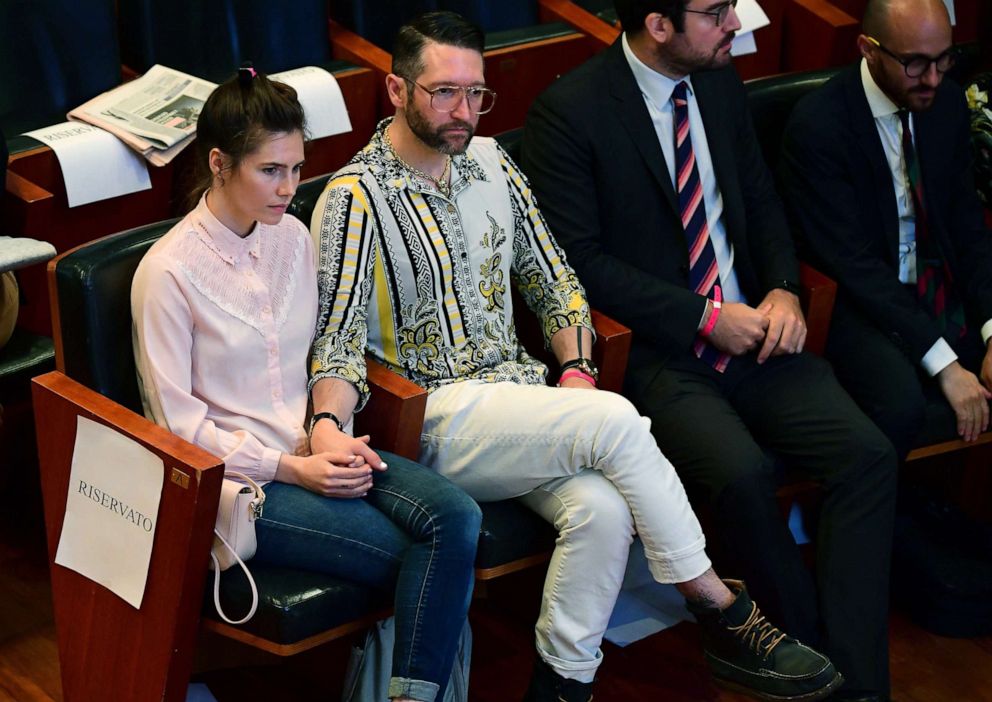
top-left (664, 32), bottom-right (736, 75)
top-left (405, 98), bottom-right (476, 156)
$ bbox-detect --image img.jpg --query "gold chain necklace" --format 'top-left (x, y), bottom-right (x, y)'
top-left (383, 125), bottom-right (452, 197)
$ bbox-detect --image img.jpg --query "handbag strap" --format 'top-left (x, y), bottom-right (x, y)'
top-left (211, 528), bottom-right (259, 625)
top-left (224, 470), bottom-right (266, 515)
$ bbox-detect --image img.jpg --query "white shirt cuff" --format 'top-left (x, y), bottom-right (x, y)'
top-left (981, 318), bottom-right (992, 346)
top-left (921, 337), bottom-right (958, 377)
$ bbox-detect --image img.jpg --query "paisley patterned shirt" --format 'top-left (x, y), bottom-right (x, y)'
top-left (309, 118), bottom-right (592, 408)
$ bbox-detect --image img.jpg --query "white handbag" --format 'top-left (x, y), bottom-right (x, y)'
top-left (209, 471), bottom-right (265, 625)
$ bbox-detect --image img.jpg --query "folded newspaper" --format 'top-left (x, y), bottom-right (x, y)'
top-left (68, 65), bottom-right (216, 166)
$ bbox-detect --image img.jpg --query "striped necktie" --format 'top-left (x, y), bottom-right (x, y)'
top-left (673, 81), bottom-right (731, 372)
top-left (899, 110), bottom-right (966, 340)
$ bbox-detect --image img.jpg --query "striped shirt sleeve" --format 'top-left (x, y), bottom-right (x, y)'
top-left (499, 143), bottom-right (593, 346)
top-left (309, 173), bottom-right (378, 410)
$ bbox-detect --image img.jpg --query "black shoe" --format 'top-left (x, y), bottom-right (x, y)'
top-left (688, 580), bottom-right (844, 701)
top-left (522, 656), bottom-right (594, 702)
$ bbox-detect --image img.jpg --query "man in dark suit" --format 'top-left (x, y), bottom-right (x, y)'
top-left (780, 0), bottom-right (992, 461)
top-left (521, 1), bottom-right (898, 699)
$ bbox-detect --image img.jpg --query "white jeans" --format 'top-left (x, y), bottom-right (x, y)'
top-left (419, 381), bottom-right (711, 683)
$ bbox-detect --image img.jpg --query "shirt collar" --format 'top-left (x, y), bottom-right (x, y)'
top-left (191, 191), bottom-right (262, 265)
top-left (622, 32), bottom-right (692, 111)
top-left (369, 117), bottom-right (489, 195)
top-left (861, 57), bottom-right (901, 119)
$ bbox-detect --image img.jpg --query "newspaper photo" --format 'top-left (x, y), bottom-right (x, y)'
top-left (69, 65), bottom-right (216, 166)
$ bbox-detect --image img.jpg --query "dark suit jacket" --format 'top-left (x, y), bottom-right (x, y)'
top-left (521, 40), bottom-right (798, 369)
top-left (780, 64), bottom-right (992, 362)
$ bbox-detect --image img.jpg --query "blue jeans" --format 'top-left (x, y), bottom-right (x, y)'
top-left (254, 451), bottom-right (481, 701)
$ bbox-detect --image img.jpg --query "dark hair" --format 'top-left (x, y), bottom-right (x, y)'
top-left (391, 11), bottom-right (485, 80)
top-left (614, 0), bottom-right (689, 34)
top-left (187, 63), bottom-right (307, 208)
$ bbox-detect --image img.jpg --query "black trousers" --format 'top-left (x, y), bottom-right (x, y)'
top-left (825, 300), bottom-right (987, 459)
top-left (625, 349), bottom-right (898, 697)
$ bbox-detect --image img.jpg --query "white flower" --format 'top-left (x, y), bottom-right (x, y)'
top-left (966, 83), bottom-right (988, 110)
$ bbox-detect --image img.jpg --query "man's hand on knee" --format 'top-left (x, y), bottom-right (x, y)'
top-left (937, 361), bottom-right (992, 441)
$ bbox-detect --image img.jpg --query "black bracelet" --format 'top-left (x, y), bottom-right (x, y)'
top-left (773, 280), bottom-right (802, 296)
top-left (560, 357), bottom-right (600, 382)
top-left (309, 411), bottom-right (344, 435)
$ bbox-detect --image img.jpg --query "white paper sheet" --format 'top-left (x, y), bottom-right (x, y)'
top-left (271, 66), bottom-right (353, 140)
top-left (22, 122), bottom-right (152, 208)
top-left (731, 32), bottom-right (758, 57)
top-left (736, 0), bottom-right (771, 33)
top-left (605, 539), bottom-right (692, 646)
top-left (943, 0), bottom-right (956, 25)
top-left (55, 416), bottom-right (164, 609)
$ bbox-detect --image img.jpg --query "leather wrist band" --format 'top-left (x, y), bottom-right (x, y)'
top-left (559, 357), bottom-right (599, 382)
top-left (309, 411), bottom-right (344, 435)
top-left (558, 368), bottom-right (597, 387)
top-left (773, 279), bottom-right (801, 296)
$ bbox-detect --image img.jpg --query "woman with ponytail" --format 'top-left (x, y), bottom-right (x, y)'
top-left (131, 66), bottom-right (481, 702)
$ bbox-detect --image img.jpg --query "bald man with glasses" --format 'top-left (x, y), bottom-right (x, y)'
top-left (780, 0), bottom-right (992, 464)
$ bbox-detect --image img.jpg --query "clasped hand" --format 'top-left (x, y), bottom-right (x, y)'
top-left (277, 423), bottom-right (387, 498)
top-left (708, 289), bottom-right (806, 362)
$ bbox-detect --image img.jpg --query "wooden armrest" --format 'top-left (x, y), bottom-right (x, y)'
top-left (6, 167), bottom-right (53, 204)
top-left (590, 309), bottom-right (632, 394)
top-left (30, 370), bottom-right (223, 702)
top-left (783, 0), bottom-right (859, 71)
top-left (799, 262), bottom-right (837, 357)
top-left (537, 0), bottom-right (619, 48)
top-left (328, 19), bottom-right (391, 76)
top-left (355, 358), bottom-right (428, 461)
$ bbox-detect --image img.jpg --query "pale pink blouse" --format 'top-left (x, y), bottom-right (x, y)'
top-left (131, 195), bottom-right (317, 484)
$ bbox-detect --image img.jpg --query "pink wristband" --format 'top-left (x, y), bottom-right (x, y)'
top-left (700, 285), bottom-right (723, 337)
top-left (558, 368), bottom-right (597, 387)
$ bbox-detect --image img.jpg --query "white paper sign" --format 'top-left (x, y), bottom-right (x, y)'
top-left (731, 31), bottom-right (758, 57)
top-left (736, 0), bottom-right (771, 34)
top-left (22, 122), bottom-right (152, 208)
top-left (943, 0), bottom-right (956, 25)
top-left (730, 0), bottom-right (770, 57)
top-left (271, 66), bottom-right (353, 140)
top-left (55, 416), bottom-right (164, 609)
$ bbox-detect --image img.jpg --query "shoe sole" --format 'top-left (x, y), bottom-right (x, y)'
top-left (713, 671), bottom-right (844, 702)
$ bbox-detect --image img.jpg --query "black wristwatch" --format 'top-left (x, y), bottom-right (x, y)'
top-left (560, 357), bottom-right (600, 383)
top-left (309, 411), bottom-right (344, 435)
top-left (772, 279), bottom-right (802, 296)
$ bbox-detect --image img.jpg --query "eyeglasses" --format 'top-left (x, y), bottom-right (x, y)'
top-left (402, 78), bottom-right (497, 115)
top-left (865, 36), bottom-right (958, 78)
top-left (684, 0), bottom-right (738, 26)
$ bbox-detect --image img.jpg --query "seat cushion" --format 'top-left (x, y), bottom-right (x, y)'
top-left (475, 499), bottom-right (556, 571)
top-left (0, 327), bottom-right (54, 395)
top-left (205, 565), bottom-right (391, 644)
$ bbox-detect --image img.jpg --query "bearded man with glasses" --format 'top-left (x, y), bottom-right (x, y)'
top-left (310, 10), bottom-right (842, 702)
top-left (780, 0), bottom-right (992, 472)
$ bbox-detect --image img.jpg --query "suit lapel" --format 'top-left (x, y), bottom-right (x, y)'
top-left (844, 69), bottom-right (901, 261)
top-left (605, 43), bottom-right (680, 215)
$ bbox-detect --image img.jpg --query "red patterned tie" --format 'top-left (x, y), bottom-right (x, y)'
top-left (673, 81), bottom-right (731, 372)
top-left (899, 110), bottom-right (966, 340)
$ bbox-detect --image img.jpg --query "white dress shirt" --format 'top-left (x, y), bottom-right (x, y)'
top-left (860, 59), bottom-right (985, 375)
top-left (621, 33), bottom-right (745, 305)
